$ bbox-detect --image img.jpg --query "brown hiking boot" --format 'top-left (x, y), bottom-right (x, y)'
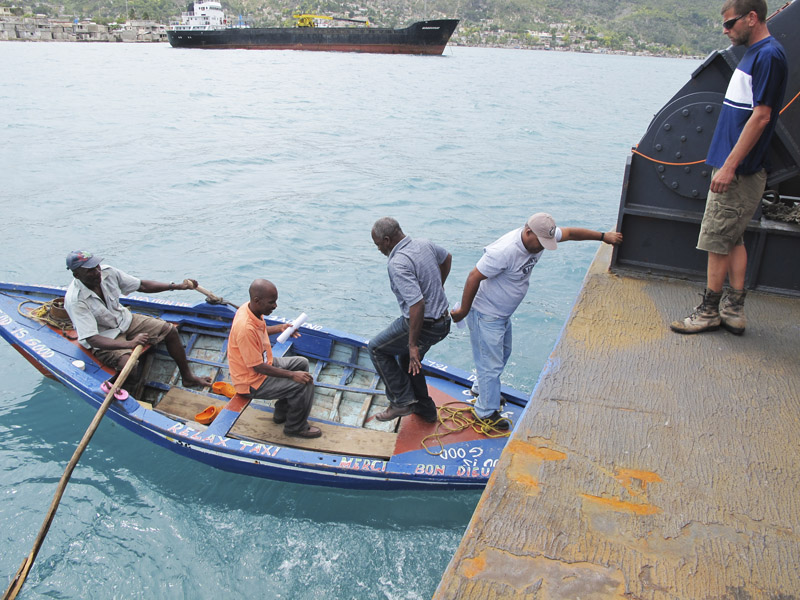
top-left (720, 288), bottom-right (747, 335)
top-left (670, 289), bottom-right (722, 334)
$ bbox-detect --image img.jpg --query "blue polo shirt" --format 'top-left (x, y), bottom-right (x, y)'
top-left (706, 36), bottom-right (788, 175)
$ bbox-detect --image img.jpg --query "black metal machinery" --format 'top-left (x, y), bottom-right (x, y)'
top-left (612, 0), bottom-right (800, 296)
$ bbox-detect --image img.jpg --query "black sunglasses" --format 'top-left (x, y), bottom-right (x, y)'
top-left (723, 14), bottom-right (745, 30)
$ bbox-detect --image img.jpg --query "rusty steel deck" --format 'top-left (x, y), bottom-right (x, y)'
top-left (436, 243), bottom-right (800, 599)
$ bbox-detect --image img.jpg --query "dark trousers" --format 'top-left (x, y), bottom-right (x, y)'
top-left (249, 356), bottom-right (314, 433)
top-left (368, 316), bottom-right (450, 407)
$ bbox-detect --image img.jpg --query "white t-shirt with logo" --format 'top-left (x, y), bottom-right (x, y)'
top-left (471, 226), bottom-right (562, 318)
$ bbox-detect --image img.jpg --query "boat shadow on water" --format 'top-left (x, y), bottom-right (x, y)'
top-left (3, 380), bottom-right (480, 530)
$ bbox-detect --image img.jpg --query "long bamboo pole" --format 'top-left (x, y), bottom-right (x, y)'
top-left (3, 345), bottom-right (145, 600)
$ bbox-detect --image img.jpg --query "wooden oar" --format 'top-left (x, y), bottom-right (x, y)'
top-left (2, 345), bottom-right (145, 600)
top-left (184, 280), bottom-right (240, 309)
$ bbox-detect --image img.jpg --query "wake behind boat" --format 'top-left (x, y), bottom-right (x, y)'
top-left (166, 1), bottom-right (458, 54)
top-left (0, 282), bottom-right (525, 490)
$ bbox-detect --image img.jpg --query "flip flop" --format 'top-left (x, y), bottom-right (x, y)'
top-left (100, 380), bottom-right (129, 401)
top-left (211, 381), bottom-right (236, 398)
top-left (195, 405), bottom-right (221, 425)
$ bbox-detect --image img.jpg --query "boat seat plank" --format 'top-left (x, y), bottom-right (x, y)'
top-left (155, 387), bottom-right (396, 459)
top-left (180, 325), bottom-right (229, 339)
top-left (161, 312), bottom-right (229, 329)
top-left (291, 333), bottom-right (333, 358)
top-left (314, 381), bottom-right (385, 395)
top-left (299, 352), bottom-right (377, 374)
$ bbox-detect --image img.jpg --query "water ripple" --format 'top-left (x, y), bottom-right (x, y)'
top-left (0, 42), bottom-right (698, 599)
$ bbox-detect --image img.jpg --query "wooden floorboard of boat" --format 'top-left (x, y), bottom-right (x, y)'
top-left (156, 387), bottom-right (397, 459)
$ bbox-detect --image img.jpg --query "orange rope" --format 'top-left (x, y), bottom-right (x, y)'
top-left (631, 86), bottom-right (798, 165)
top-left (780, 88), bottom-right (800, 115)
top-left (631, 147), bottom-right (707, 166)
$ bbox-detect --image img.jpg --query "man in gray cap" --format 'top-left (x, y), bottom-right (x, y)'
top-left (63, 250), bottom-right (212, 388)
top-left (450, 214), bottom-right (622, 430)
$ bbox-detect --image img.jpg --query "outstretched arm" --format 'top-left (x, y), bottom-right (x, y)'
top-left (450, 267), bottom-right (488, 322)
top-left (560, 227), bottom-right (623, 245)
top-left (138, 279), bottom-right (200, 293)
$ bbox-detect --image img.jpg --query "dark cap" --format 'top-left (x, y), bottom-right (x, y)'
top-left (66, 250), bottom-right (102, 271)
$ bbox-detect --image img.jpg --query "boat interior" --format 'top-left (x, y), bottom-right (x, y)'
top-left (3, 287), bottom-right (499, 461)
top-left (135, 312), bottom-right (404, 459)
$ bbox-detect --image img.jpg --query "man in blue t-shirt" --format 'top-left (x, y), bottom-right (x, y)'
top-left (671, 0), bottom-right (787, 336)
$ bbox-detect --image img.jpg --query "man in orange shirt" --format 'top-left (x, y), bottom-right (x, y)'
top-left (227, 279), bottom-right (321, 439)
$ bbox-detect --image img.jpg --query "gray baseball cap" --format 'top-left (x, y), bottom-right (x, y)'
top-left (66, 250), bottom-right (102, 271)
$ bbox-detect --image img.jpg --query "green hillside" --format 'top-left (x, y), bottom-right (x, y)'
top-left (5, 0), bottom-right (737, 55)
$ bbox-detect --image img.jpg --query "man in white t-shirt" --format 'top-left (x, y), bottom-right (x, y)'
top-left (450, 213), bottom-right (622, 429)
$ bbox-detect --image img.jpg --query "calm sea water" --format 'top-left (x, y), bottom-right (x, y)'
top-left (0, 42), bottom-right (698, 598)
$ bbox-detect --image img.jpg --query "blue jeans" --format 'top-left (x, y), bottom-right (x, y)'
top-left (467, 308), bottom-right (512, 418)
top-left (368, 316), bottom-right (451, 407)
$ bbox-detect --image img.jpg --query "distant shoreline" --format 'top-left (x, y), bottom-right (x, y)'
top-left (0, 15), bottom-right (166, 43)
top-left (0, 16), bottom-right (704, 58)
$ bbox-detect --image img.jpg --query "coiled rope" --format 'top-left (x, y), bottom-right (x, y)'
top-left (17, 299), bottom-right (74, 334)
top-left (421, 402), bottom-right (511, 456)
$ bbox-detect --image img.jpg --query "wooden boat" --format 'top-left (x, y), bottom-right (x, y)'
top-left (0, 282), bottom-right (527, 490)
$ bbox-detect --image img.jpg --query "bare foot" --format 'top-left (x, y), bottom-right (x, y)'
top-left (183, 375), bottom-right (212, 388)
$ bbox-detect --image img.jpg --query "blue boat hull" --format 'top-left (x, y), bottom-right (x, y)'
top-left (0, 282), bottom-right (527, 490)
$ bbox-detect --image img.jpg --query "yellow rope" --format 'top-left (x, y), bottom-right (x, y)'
top-left (421, 403), bottom-right (511, 456)
top-left (17, 299), bottom-right (74, 332)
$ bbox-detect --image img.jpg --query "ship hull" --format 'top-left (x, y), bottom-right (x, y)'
top-left (167, 19), bottom-right (459, 54)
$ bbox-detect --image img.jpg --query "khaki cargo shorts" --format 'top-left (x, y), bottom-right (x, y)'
top-left (697, 168), bottom-right (766, 255)
top-left (93, 313), bottom-right (174, 369)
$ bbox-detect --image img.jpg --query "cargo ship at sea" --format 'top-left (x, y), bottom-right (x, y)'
top-left (166, 0), bottom-right (459, 55)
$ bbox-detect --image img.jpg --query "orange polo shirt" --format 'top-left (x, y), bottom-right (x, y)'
top-left (228, 302), bottom-right (274, 395)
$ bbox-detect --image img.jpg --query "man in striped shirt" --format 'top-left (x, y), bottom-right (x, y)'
top-left (671, 0), bottom-right (787, 335)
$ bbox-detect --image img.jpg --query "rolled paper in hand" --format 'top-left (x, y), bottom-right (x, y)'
top-left (277, 312), bottom-right (308, 343)
top-left (453, 302), bottom-right (467, 329)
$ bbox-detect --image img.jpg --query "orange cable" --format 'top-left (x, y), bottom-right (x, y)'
top-left (631, 147), bottom-right (707, 166)
top-left (779, 88), bottom-right (799, 115)
top-left (631, 86), bottom-right (798, 164)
